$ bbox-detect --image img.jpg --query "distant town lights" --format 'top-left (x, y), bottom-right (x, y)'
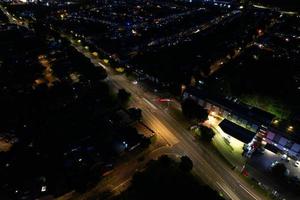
top-left (287, 126), bottom-right (294, 132)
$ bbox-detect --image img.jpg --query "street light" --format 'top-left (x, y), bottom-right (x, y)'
top-left (287, 126), bottom-right (294, 132)
top-left (181, 84), bottom-right (186, 94)
top-left (272, 119), bottom-right (279, 125)
top-left (41, 186), bottom-right (47, 192)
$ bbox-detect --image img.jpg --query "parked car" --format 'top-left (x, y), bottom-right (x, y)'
top-left (294, 160), bottom-right (300, 167)
top-left (281, 154), bottom-right (290, 162)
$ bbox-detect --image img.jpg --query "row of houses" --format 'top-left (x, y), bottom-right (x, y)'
top-left (183, 87), bottom-right (300, 160)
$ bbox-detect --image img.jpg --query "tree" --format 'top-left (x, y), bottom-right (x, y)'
top-left (199, 126), bottom-right (215, 142)
top-left (181, 99), bottom-right (196, 119)
top-left (128, 108), bottom-right (142, 121)
top-left (271, 162), bottom-right (288, 178)
top-left (114, 155), bottom-right (223, 200)
top-left (158, 155), bottom-right (172, 167)
top-left (181, 99), bottom-right (208, 122)
top-left (117, 89), bottom-right (131, 105)
top-left (179, 156), bottom-right (193, 172)
top-left (195, 106), bottom-right (209, 122)
top-left (89, 66), bottom-right (107, 81)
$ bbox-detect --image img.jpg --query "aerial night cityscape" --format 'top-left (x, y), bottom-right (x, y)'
top-left (0, 0), bottom-right (299, 199)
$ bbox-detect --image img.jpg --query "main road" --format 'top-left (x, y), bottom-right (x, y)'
top-left (73, 43), bottom-right (264, 200)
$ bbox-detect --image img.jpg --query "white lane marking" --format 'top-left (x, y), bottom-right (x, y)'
top-left (112, 178), bottom-right (131, 192)
top-left (216, 182), bottom-right (232, 198)
top-left (143, 97), bottom-right (157, 110)
top-left (98, 62), bottom-right (106, 69)
top-left (239, 184), bottom-right (259, 200)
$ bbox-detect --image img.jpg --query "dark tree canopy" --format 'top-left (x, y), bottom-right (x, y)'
top-left (181, 99), bottom-right (209, 122)
top-left (179, 156), bottom-right (193, 172)
top-left (117, 89), bottom-right (131, 105)
top-left (271, 163), bottom-right (288, 178)
top-left (127, 108), bottom-right (142, 121)
top-left (199, 126), bottom-right (215, 142)
top-left (114, 155), bottom-right (223, 200)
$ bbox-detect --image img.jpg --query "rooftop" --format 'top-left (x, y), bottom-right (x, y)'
top-left (219, 119), bottom-right (256, 143)
top-left (185, 87), bottom-right (276, 125)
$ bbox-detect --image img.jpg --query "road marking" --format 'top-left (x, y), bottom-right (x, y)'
top-left (98, 62), bottom-right (106, 69)
top-left (216, 182), bottom-right (232, 198)
top-left (239, 184), bottom-right (259, 200)
top-left (112, 178), bottom-right (131, 192)
top-left (143, 97), bottom-right (157, 110)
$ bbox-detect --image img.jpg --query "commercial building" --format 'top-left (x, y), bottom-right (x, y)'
top-left (183, 87), bottom-right (300, 160)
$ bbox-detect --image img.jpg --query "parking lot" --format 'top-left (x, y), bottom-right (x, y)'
top-left (249, 149), bottom-right (300, 178)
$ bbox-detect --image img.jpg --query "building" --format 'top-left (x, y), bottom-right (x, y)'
top-left (264, 126), bottom-right (300, 160)
top-left (183, 87), bottom-right (300, 159)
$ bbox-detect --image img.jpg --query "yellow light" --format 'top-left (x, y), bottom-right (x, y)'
top-left (35, 79), bottom-right (44, 85)
top-left (77, 39), bottom-right (81, 43)
top-left (92, 52), bottom-right (98, 57)
top-left (181, 84), bottom-right (186, 94)
top-left (115, 67), bottom-right (124, 73)
top-left (287, 126), bottom-right (294, 132)
top-left (84, 46), bottom-right (89, 50)
top-left (103, 59), bottom-right (109, 64)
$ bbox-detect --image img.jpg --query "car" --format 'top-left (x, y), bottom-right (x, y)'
top-left (281, 154), bottom-right (290, 162)
top-left (271, 161), bottom-right (279, 168)
top-left (132, 80), bottom-right (138, 85)
top-left (158, 98), bottom-right (171, 102)
top-left (295, 160), bottom-right (300, 167)
top-left (281, 154), bottom-right (287, 160)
